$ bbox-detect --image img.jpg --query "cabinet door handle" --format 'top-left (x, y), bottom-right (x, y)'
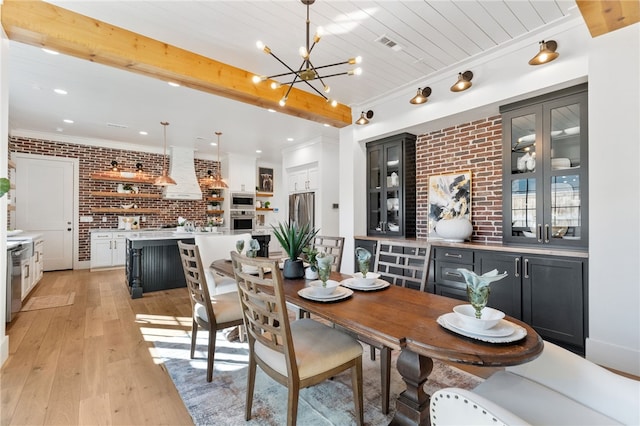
top-left (514, 257), bottom-right (520, 278)
top-left (114, 240), bottom-right (117, 250)
top-left (544, 224), bottom-right (550, 243)
top-left (524, 258), bottom-right (530, 278)
top-left (536, 224), bottom-right (543, 242)
top-left (444, 253), bottom-right (463, 259)
top-left (110, 241), bottom-right (113, 250)
top-left (444, 271), bottom-right (462, 278)
top-left (25, 264), bottom-right (30, 278)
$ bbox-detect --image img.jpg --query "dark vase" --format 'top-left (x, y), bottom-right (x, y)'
top-left (283, 259), bottom-right (305, 279)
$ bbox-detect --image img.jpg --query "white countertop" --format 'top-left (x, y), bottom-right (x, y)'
top-left (7, 231), bottom-right (44, 242)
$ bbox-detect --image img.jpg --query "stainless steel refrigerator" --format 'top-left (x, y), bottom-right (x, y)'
top-left (289, 192), bottom-right (315, 229)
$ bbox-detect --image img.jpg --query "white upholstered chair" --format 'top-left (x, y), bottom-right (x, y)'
top-left (230, 252), bottom-right (364, 426)
top-left (194, 232), bottom-right (252, 295)
top-left (177, 241), bottom-right (244, 382)
top-left (429, 340), bottom-right (640, 425)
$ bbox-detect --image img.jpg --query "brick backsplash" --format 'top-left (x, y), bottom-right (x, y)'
top-left (9, 136), bottom-right (220, 262)
top-left (416, 115), bottom-right (503, 243)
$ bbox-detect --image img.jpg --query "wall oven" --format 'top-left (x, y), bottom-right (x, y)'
top-left (231, 192), bottom-right (255, 210)
top-left (230, 210), bottom-right (255, 231)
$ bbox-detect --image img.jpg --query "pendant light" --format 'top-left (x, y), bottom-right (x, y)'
top-left (154, 121), bottom-right (176, 186)
top-left (355, 110), bottom-right (374, 125)
top-left (209, 131), bottom-right (228, 189)
top-left (450, 71), bottom-right (473, 92)
top-left (528, 40), bottom-right (559, 65)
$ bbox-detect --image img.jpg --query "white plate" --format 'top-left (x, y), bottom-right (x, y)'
top-left (242, 265), bottom-right (271, 275)
top-left (340, 277), bottom-right (390, 291)
top-left (298, 286), bottom-right (353, 302)
top-left (443, 313), bottom-right (514, 337)
top-left (437, 313), bottom-right (527, 343)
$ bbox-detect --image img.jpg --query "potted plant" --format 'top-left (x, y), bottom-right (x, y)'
top-left (271, 220), bottom-right (318, 278)
top-left (302, 246), bottom-right (319, 279)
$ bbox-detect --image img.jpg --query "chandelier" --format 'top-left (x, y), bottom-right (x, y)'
top-left (251, 0), bottom-right (362, 107)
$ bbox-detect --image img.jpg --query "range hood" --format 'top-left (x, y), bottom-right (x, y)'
top-left (162, 146), bottom-right (203, 200)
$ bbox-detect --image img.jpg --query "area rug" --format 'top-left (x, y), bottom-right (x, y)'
top-left (21, 292), bottom-right (75, 311)
top-left (152, 327), bottom-right (483, 425)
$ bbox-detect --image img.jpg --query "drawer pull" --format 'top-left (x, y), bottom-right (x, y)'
top-left (444, 253), bottom-right (463, 259)
top-left (444, 271), bottom-right (462, 278)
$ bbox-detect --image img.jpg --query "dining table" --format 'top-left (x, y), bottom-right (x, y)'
top-left (211, 259), bottom-right (544, 426)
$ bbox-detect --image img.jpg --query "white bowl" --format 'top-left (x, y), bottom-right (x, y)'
top-left (453, 304), bottom-right (505, 331)
top-left (309, 280), bottom-right (340, 296)
top-left (353, 272), bottom-right (380, 286)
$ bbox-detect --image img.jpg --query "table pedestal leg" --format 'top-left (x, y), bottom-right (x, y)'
top-left (390, 348), bottom-right (433, 426)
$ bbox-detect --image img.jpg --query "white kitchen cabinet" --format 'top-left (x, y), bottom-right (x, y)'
top-left (91, 231), bottom-right (128, 269)
top-left (21, 238), bottom-right (45, 301)
top-left (288, 166), bottom-right (318, 192)
top-left (33, 238), bottom-right (44, 284)
top-left (20, 256), bottom-right (32, 301)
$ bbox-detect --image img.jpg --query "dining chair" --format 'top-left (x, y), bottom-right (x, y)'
top-left (313, 235), bottom-right (345, 272)
top-left (230, 252), bottom-right (364, 426)
top-left (363, 239), bottom-right (432, 414)
top-left (177, 241), bottom-right (245, 382)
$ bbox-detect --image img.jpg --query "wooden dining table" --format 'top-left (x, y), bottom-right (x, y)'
top-left (211, 259), bottom-right (544, 426)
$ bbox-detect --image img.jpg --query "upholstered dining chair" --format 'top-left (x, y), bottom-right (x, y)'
top-left (230, 252), bottom-right (364, 426)
top-left (313, 235), bottom-right (345, 272)
top-left (363, 239), bottom-right (432, 414)
top-left (177, 241), bottom-right (245, 382)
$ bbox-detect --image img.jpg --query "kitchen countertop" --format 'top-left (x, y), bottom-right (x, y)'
top-left (123, 229), bottom-right (268, 241)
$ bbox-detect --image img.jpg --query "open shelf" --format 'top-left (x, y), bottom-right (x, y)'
top-left (205, 196), bottom-right (224, 202)
top-left (90, 191), bottom-right (161, 199)
top-left (90, 172), bottom-right (156, 184)
top-left (206, 209), bottom-right (224, 214)
top-left (256, 207), bottom-right (274, 211)
top-left (256, 192), bottom-right (273, 197)
top-left (90, 208), bottom-right (161, 214)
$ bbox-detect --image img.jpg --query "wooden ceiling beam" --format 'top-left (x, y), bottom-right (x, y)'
top-left (576, 0), bottom-right (640, 37)
top-left (0, 0), bottom-right (352, 128)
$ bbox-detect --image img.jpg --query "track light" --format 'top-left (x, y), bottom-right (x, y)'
top-left (450, 71), bottom-right (473, 92)
top-left (409, 87), bottom-right (432, 105)
top-left (529, 40), bottom-right (559, 65)
top-left (355, 110), bottom-right (374, 125)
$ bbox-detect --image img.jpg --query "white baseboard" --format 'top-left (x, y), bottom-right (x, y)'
top-left (586, 337), bottom-right (640, 376)
top-left (1, 334), bottom-right (9, 367)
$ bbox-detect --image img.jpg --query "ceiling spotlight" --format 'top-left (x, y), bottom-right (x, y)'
top-left (409, 87), bottom-right (432, 105)
top-left (355, 110), bottom-right (374, 125)
top-left (529, 40), bottom-right (559, 65)
top-left (450, 71), bottom-right (473, 92)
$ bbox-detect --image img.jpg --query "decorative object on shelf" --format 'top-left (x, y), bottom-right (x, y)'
top-left (428, 170), bottom-right (472, 237)
top-left (251, 0), bottom-right (361, 107)
top-left (209, 132), bottom-right (228, 189)
top-left (355, 110), bottom-right (374, 125)
top-left (409, 87), bottom-right (431, 104)
top-left (355, 247), bottom-right (372, 277)
top-left (122, 183), bottom-right (133, 193)
top-left (154, 121), bottom-right (177, 186)
top-left (110, 160), bottom-right (119, 172)
top-left (456, 268), bottom-right (508, 319)
top-left (257, 166), bottom-right (274, 193)
top-left (528, 40), bottom-right (559, 65)
top-left (271, 220), bottom-right (319, 279)
top-left (450, 71), bottom-right (473, 92)
top-left (264, 201), bottom-right (271, 209)
top-left (435, 217), bottom-right (473, 242)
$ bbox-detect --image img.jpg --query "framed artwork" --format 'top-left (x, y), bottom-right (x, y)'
top-left (428, 170), bottom-right (472, 234)
top-left (257, 167), bottom-right (274, 193)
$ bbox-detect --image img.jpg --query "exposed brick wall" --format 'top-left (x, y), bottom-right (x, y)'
top-left (416, 115), bottom-right (503, 243)
top-left (9, 136), bottom-right (220, 262)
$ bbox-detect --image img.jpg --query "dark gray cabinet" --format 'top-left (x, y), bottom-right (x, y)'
top-left (501, 84), bottom-right (588, 248)
top-left (366, 133), bottom-right (416, 237)
top-left (433, 246), bottom-right (586, 354)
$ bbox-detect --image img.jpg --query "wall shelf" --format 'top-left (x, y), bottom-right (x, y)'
top-left (256, 192), bottom-right (273, 197)
top-left (256, 207), bottom-right (274, 211)
top-left (90, 191), bottom-right (161, 199)
top-left (206, 209), bottom-right (224, 214)
top-left (205, 196), bottom-right (224, 202)
top-left (90, 208), bottom-right (161, 214)
top-left (90, 172), bottom-right (155, 184)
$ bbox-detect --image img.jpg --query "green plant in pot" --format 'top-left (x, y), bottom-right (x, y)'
top-left (302, 246), bottom-right (319, 279)
top-left (271, 220), bottom-right (319, 279)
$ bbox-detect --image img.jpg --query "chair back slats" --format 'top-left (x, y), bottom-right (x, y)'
top-left (373, 240), bottom-right (431, 292)
top-left (178, 241), bottom-right (215, 324)
top-left (313, 235), bottom-right (345, 272)
top-left (231, 253), bottom-right (296, 370)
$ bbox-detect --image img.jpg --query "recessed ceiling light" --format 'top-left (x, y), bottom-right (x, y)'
top-left (256, 149), bottom-right (262, 153)
top-left (139, 131), bottom-right (148, 135)
top-left (56, 127), bottom-right (64, 132)
top-left (168, 82), bottom-right (180, 87)
top-left (287, 137), bottom-right (294, 142)
top-left (53, 88), bottom-right (67, 95)
top-left (63, 119), bottom-right (74, 124)
top-left (323, 123), bottom-right (330, 127)
top-left (267, 108), bottom-right (276, 113)
top-left (210, 142), bottom-right (217, 146)
top-left (42, 48), bottom-right (59, 55)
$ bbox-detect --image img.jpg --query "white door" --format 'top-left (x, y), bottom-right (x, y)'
top-left (16, 155), bottom-right (74, 270)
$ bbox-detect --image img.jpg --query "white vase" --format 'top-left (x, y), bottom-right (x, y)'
top-left (435, 218), bottom-right (473, 242)
top-left (305, 267), bottom-right (318, 280)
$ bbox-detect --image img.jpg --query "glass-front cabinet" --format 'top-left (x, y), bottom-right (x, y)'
top-left (366, 133), bottom-right (416, 237)
top-left (501, 84), bottom-right (588, 248)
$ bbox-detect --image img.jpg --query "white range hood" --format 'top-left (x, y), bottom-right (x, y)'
top-left (163, 146), bottom-right (203, 200)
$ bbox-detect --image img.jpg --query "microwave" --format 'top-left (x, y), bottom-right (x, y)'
top-left (231, 192), bottom-right (255, 209)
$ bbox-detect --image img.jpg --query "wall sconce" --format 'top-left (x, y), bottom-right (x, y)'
top-left (207, 170), bottom-right (214, 181)
top-left (110, 160), bottom-right (119, 171)
top-left (528, 40), bottom-right (559, 65)
top-left (409, 87), bottom-right (432, 104)
top-left (355, 110), bottom-right (374, 125)
top-left (450, 71), bottom-right (473, 92)
top-left (136, 162), bottom-right (144, 173)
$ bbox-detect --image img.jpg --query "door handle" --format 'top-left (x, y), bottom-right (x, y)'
top-left (514, 257), bottom-right (520, 278)
top-left (67, 228), bottom-right (72, 231)
top-left (524, 258), bottom-right (530, 278)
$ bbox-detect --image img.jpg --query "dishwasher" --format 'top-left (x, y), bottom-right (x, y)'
top-left (6, 242), bottom-right (30, 322)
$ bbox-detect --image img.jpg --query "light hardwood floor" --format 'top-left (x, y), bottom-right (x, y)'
top-left (2, 269), bottom-right (194, 426)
